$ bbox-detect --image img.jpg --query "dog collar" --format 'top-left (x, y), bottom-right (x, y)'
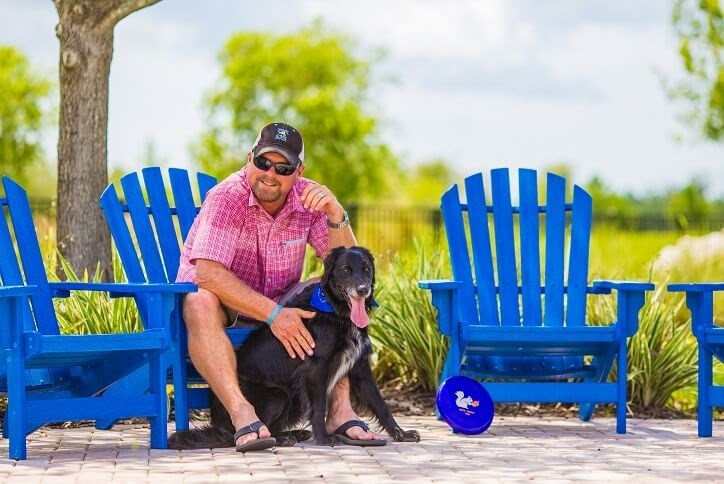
top-left (311, 284), bottom-right (334, 313)
top-left (310, 284), bottom-right (379, 313)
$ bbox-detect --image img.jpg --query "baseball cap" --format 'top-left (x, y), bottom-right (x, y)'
top-left (252, 122), bottom-right (305, 165)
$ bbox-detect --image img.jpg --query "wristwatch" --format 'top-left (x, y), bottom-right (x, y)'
top-left (327, 211), bottom-right (350, 229)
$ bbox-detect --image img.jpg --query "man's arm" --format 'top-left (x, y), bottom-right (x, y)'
top-left (195, 259), bottom-right (316, 359)
top-left (195, 259), bottom-right (276, 321)
top-left (326, 205), bottom-right (357, 249)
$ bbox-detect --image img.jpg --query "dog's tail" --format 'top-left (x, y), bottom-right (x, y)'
top-left (167, 425), bottom-right (235, 450)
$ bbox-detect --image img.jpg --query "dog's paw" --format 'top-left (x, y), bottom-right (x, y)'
top-left (314, 435), bottom-right (337, 447)
top-left (275, 435), bottom-right (298, 447)
top-left (391, 429), bottom-right (420, 442)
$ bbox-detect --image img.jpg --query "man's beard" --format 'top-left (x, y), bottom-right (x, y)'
top-left (251, 179), bottom-right (283, 203)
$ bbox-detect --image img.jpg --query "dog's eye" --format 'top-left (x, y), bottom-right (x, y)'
top-left (340, 266), bottom-right (351, 273)
top-left (362, 265), bottom-right (370, 272)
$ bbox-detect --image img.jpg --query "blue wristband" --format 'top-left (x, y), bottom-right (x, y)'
top-left (266, 304), bottom-right (283, 326)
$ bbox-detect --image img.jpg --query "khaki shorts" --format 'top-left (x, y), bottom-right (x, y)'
top-left (224, 278), bottom-right (320, 328)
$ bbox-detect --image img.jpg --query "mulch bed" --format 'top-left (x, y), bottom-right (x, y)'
top-left (0, 386), bottom-right (706, 431)
top-left (377, 383), bottom-right (696, 420)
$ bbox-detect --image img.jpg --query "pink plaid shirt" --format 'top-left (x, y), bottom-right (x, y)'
top-left (176, 166), bottom-right (329, 301)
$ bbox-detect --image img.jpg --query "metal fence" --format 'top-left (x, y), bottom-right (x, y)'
top-left (347, 205), bottom-right (724, 253)
top-left (26, 198), bottom-right (724, 252)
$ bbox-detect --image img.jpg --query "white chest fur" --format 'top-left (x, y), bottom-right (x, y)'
top-left (326, 330), bottom-right (368, 397)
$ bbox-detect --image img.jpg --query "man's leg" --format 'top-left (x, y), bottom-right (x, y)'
top-left (326, 376), bottom-right (381, 441)
top-left (183, 288), bottom-right (271, 446)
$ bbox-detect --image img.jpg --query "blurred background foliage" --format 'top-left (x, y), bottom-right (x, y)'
top-left (193, 20), bottom-right (396, 204)
top-left (670, 0), bottom-right (724, 140)
top-left (0, 45), bottom-right (56, 196)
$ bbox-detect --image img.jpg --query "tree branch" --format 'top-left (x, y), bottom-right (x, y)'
top-left (100, 0), bottom-right (162, 29)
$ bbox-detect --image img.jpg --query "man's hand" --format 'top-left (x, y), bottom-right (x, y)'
top-left (300, 183), bottom-right (344, 221)
top-left (269, 307), bottom-right (317, 359)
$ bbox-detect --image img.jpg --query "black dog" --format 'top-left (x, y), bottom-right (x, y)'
top-left (168, 246), bottom-right (420, 450)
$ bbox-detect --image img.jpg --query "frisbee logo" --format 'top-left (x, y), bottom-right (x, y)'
top-left (455, 391), bottom-right (479, 410)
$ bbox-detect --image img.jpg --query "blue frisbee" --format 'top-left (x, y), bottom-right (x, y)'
top-left (436, 376), bottom-right (494, 435)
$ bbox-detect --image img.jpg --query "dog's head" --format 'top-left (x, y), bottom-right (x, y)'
top-left (321, 246), bottom-right (375, 329)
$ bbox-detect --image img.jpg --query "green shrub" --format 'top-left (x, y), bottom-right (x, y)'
top-left (370, 241), bottom-right (449, 392)
top-left (50, 252), bottom-right (143, 335)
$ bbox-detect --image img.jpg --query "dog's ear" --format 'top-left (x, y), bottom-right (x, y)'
top-left (322, 247), bottom-right (343, 286)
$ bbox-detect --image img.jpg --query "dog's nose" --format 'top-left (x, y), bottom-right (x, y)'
top-left (356, 284), bottom-right (371, 297)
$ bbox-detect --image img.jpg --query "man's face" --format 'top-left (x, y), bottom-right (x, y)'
top-left (247, 151), bottom-right (304, 206)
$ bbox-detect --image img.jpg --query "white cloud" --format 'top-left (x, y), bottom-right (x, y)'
top-left (304, 0), bottom-right (508, 58)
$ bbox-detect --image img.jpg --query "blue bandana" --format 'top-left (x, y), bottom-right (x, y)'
top-left (310, 284), bottom-right (379, 313)
top-left (310, 284), bottom-right (334, 313)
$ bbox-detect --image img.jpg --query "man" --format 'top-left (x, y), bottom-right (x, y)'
top-left (177, 122), bottom-right (381, 451)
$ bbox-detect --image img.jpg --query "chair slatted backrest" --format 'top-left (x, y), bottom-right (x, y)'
top-left (99, 167), bottom-right (218, 288)
top-left (0, 177), bottom-right (59, 335)
top-left (441, 168), bottom-right (592, 327)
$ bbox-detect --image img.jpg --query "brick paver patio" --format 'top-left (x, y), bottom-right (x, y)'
top-left (0, 416), bottom-right (722, 482)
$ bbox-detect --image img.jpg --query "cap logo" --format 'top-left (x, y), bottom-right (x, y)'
top-left (275, 128), bottom-right (289, 142)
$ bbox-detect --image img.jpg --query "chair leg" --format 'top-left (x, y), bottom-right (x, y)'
top-left (173, 322), bottom-right (190, 432)
top-left (616, 341), bottom-right (627, 434)
top-left (149, 352), bottom-right (168, 449)
top-left (579, 402), bottom-right (595, 421)
top-left (580, 349), bottom-right (617, 422)
top-left (697, 342), bottom-right (713, 438)
top-left (435, 342), bottom-right (462, 421)
top-left (7, 359), bottom-right (27, 459)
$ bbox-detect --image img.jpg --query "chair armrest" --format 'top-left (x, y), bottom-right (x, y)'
top-left (592, 280), bottom-right (655, 292)
top-left (592, 280), bottom-right (655, 337)
top-left (0, 285), bottom-right (38, 298)
top-left (668, 282), bottom-right (724, 293)
top-left (418, 279), bottom-right (461, 336)
top-left (418, 280), bottom-right (461, 291)
top-left (49, 281), bottom-right (197, 298)
top-left (668, 282), bottom-right (723, 336)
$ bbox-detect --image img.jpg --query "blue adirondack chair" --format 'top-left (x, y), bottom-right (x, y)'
top-left (0, 176), bottom-right (195, 459)
top-left (419, 168), bottom-right (654, 433)
top-left (667, 282), bottom-right (724, 437)
top-left (99, 167), bottom-right (255, 432)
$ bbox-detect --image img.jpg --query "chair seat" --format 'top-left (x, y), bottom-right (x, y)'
top-left (464, 325), bottom-right (618, 356)
top-left (227, 327), bottom-right (255, 346)
top-left (464, 355), bottom-right (597, 379)
top-left (23, 330), bottom-right (166, 368)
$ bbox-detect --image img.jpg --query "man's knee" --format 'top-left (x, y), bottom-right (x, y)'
top-left (183, 288), bottom-right (227, 329)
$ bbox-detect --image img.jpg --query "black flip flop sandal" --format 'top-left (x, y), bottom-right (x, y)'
top-left (235, 421), bottom-right (277, 452)
top-left (330, 419), bottom-right (387, 446)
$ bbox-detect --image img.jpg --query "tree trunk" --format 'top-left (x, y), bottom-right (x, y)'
top-left (54, 0), bottom-right (160, 279)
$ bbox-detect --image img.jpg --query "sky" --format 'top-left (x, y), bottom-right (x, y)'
top-left (1, 0), bottom-right (722, 197)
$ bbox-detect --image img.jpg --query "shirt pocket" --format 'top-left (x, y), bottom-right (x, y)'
top-left (280, 237), bottom-right (307, 248)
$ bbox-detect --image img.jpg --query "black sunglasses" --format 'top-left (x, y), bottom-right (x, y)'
top-left (252, 155), bottom-right (299, 176)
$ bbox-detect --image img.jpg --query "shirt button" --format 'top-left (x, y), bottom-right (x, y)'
top-left (267, 278), bottom-right (272, 283)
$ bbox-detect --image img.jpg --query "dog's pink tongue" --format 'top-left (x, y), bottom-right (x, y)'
top-left (350, 297), bottom-right (369, 328)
